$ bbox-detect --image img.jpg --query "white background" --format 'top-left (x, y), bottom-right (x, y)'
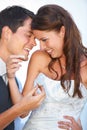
top-left (0, 1), bottom-right (87, 129)
top-left (0, 0), bottom-right (87, 86)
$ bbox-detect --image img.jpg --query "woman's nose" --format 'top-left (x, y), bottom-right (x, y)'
top-left (40, 42), bottom-right (46, 50)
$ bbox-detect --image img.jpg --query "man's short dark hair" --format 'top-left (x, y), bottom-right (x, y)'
top-left (0, 5), bottom-right (35, 37)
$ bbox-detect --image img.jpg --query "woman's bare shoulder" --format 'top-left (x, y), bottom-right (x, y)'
top-left (30, 50), bottom-right (51, 70)
top-left (31, 50), bottom-right (51, 63)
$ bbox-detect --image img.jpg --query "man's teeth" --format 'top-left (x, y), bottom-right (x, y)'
top-left (47, 50), bottom-right (52, 53)
top-left (25, 48), bottom-right (31, 51)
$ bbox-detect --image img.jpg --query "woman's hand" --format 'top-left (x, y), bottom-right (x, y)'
top-left (58, 116), bottom-right (82, 130)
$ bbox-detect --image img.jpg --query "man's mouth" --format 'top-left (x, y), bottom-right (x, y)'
top-left (24, 47), bottom-right (31, 52)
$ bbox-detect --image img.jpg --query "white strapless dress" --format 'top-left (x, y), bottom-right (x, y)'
top-left (23, 73), bottom-right (87, 130)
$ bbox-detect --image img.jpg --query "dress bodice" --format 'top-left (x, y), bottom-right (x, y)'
top-left (23, 73), bottom-right (87, 130)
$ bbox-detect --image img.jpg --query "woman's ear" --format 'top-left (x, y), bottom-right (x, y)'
top-left (1, 26), bottom-right (12, 40)
top-left (60, 26), bottom-right (65, 38)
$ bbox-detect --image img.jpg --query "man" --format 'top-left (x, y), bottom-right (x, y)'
top-left (0, 6), bottom-right (45, 130)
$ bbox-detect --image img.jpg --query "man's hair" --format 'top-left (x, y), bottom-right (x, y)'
top-left (0, 5), bottom-right (35, 38)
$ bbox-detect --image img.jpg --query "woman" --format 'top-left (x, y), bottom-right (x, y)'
top-left (7, 4), bottom-right (87, 130)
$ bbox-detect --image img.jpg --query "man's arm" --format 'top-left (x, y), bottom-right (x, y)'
top-left (0, 103), bottom-right (21, 130)
top-left (0, 86), bottom-right (45, 130)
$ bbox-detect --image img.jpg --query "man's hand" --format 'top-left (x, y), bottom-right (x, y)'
top-left (19, 85), bottom-right (46, 114)
top-left (6, 55), bottom-right (25, 78)
top-left (58, 116), bottom-right (82, 130)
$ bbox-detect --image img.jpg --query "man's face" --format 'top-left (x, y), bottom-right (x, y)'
top-left (6, 18), bottom-right (36, 61)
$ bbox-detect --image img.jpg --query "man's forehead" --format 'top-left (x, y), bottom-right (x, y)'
top-left (23, 18), bottom-right (32, 26)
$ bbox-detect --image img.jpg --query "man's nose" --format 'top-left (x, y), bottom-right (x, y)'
top-left (28, 37), bottom-right (37, 48)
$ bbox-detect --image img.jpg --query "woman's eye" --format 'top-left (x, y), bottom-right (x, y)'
top-left (42, 39), bottom-right (47, 42)
top-left (28, 35), bottom-right (32, 38)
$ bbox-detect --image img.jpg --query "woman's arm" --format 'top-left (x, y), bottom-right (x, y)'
top-left (22, 50), bottom-right (51, 95)
top-left (22, 51), bottom-right (42, 95)
top-left (7, 51), bottom-right (50, 102)
top-left (80, 59), bottom-right (87, 88)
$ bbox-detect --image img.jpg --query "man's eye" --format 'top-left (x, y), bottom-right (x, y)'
top-left (26, 32), bottom-right (32, 38)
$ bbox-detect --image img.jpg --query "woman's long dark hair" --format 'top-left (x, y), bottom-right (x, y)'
top-left (31, 4), bottom-right (87, 98)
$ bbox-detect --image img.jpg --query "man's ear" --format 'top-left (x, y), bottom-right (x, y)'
top-left (1, 26), bottom-right (12, 40)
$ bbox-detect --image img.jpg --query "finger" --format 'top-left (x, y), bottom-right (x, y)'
top-left (28, 87), bottom-right (38, 96)
top-left (7, 59), bottom-right (21, 65)
top-left (58, 121), bottom-right (72, 126)
top-left (38, 95), bottom-right (45, 103)
top-left (8, 67), bottom-right (21, 74)
top-left (6, 60), bottom-right (21, 72)
top-left (35, 89), bottom-right (46, 103)
top-left (63, 115), bottom-right (75, 124)
top-left (37, 84), bottom-right (43, 91)
top-left (58, 121), bottom-right (72, 130)
top-left (27, 86), bottom-right (45, 102)
top-left (7, 55), bottom-right (20, 63)
top-left (7, 66), bottom-right (21, 78)
top-left (7, 63), bottom-right (21, 70)
top-left (33, 85), bottom-right (46, 103)
top-left (34, 87), bottom-right (45, 98)
top-left (37, 84), bottom-right (45, 93)
top-left (6, 55), bottom-right (24, 67)
top-left (10, 55), bottom-right (25, 60)
top-left (58, 125), bottom-right (70, 130)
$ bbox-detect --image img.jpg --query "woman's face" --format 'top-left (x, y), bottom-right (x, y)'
top-left (33, 26), bottom-right (65, 58)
